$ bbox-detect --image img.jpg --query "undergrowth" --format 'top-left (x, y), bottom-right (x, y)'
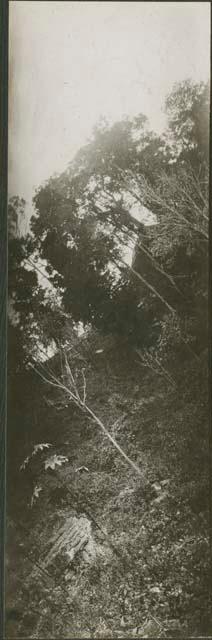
top-left (6, 349), bottom-right (210, 638)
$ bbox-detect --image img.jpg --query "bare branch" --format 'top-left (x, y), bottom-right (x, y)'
top-left (32, 355), bottom-right (149, 485)
top-left (134, 347), bottom-right (176, 388)
top-left (113, 256), bottom-right (176, 315)
top-left (63, 350), bottom-right (80, 401)
top-left (81, 369), bottom-right (87, 404)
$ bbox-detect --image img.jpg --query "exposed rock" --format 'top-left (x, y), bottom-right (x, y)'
top-left (151, 482), bottom-right (162, 493)
top-left (137, 618), bottom-right (162, 637)
top-left (152, 491), bottom-right (168, 504)
top-left (41, 515), bottom-right (108, 570)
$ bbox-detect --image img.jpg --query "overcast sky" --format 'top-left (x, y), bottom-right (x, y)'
top-left (8, 1), bottom-right (210, 206)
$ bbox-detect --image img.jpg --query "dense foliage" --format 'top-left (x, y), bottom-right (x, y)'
top-left (6, 80), bottom-right (210, 638)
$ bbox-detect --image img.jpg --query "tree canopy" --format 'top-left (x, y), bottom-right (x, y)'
top-left (27, 80), bottom-right (208, 353)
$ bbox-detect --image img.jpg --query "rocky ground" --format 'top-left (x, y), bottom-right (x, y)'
top-left (5, 347), bottom-right (210, 638)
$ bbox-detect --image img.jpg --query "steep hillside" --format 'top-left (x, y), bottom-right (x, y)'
top-left (6, 79), bottom-right (210, 639)
top-left (6, 337), bottom-right (210, 638)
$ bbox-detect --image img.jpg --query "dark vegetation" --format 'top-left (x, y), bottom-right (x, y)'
top-left (6, 79), bottom-right (211, 638)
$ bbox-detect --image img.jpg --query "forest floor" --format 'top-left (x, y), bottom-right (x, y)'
top-left (5, 346), bottom-right (211, 639)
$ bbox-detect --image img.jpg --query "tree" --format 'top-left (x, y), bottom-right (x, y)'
top-left (30, 113), bottom-right (172, 344)
top-left (8, 197), bottom-right (41, 367)
top-left (30, 80), bottom-right (209, 355)
top-left (8, 195), bottom-right (26, 239)
top-left (7, 196), bottom-right (69, 456)
top-left (165, 79), bottom-right (209, 167)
